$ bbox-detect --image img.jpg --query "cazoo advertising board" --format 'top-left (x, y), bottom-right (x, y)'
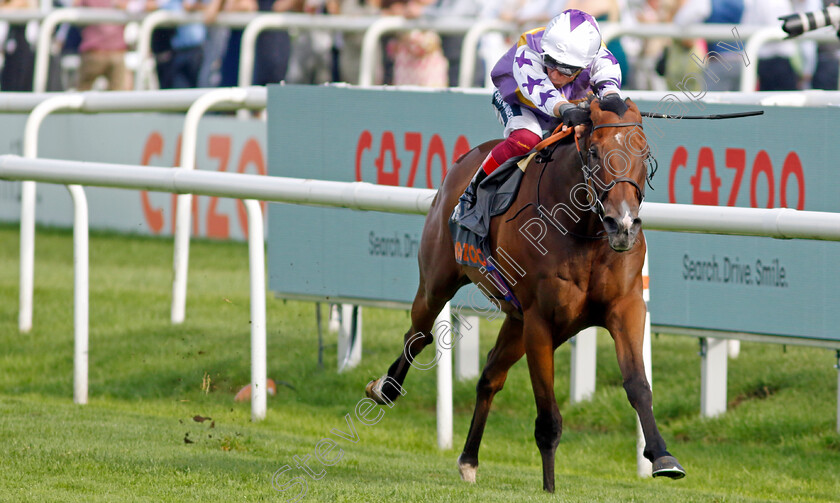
top-left (267, 85), bottom-right (840, 343)
top-left (0, 113), bottom-right (266, 241)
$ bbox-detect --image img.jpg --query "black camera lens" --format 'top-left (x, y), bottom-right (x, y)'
top-left (780, 13), bottom-right (805, 38)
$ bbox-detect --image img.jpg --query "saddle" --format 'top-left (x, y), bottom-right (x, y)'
top-left (448, 125), bottom-right (575, 263)
top-left (448, 152), bottom-right (532, 242)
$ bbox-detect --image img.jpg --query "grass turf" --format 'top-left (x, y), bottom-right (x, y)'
top-left (1, 223), bottom-right (839, 502)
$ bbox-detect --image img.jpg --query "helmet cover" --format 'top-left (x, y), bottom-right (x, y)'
top-left (541, 10), bottom-right (602, 70)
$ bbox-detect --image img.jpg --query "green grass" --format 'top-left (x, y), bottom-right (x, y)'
top-left (1, 223), bottom-right (839, 502)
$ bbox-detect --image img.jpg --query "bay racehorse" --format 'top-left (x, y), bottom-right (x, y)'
top-left (365, 97), bottom-right (685, 491)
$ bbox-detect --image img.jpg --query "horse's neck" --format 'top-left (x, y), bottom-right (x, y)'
top-left (534, 143), bottom-right (603, 238)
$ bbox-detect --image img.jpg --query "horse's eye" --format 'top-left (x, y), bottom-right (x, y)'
top-left (589, 147), bottom-right (599, 158)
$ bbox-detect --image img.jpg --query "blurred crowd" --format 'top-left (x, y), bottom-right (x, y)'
top-left (1, 0), bottom-right (838, 92)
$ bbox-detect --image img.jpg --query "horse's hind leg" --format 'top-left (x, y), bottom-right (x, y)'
top-left (458, 315), bottom-right (524, 483)
top-left (366, 269), bottom-right (461, 404)
top-left (606, 296), bottom-right (686, 479)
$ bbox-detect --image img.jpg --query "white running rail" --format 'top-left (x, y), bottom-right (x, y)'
top-left (15, 88), bottom-right (267, 337)
top-left (3, 155), bottom-right (840, 427)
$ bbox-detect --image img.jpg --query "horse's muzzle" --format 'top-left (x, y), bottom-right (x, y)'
top-left (603, 214), bottom-right (642, 252)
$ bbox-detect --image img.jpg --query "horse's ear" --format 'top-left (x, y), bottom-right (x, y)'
top-left (598, 95), bottom-right (628, 117)
top-left (622, 98), bottom-right (641, 118)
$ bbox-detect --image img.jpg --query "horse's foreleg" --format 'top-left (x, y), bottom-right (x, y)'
top-left (366, 275), bottom-right (457, 405)
top-left (458, 316), bottom-right (524, 483)
top-left (606, 296), bottom-right (686, 479)
top-left (524, 317), bottom-right (562, 493)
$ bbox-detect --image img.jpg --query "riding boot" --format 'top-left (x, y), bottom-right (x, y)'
top-left (459, 168), bottom-right (488, 209)
top-left (459, 150), bottom-right (501, 209)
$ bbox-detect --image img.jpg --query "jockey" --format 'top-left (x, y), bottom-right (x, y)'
top-left (458, 9), bottom-right (625, 209)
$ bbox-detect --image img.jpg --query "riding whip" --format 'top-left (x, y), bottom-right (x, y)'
top-left (640, 110), bottom-right (764, 120)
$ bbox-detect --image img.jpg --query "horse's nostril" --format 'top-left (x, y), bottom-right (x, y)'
top-left (633, 217), bottom-right (642, 227)
top-left (603, 216), bottom-right (619, 233)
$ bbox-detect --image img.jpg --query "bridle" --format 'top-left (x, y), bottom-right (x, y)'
top-left (530, 117), bottom-right (658, 237)
top-left (581, 120), bottom-right (658, 219)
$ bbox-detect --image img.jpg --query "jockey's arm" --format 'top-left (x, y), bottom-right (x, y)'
top-left (511, 44), bottom-right (568, 117)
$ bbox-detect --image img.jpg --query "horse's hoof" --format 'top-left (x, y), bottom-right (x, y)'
top-left (365, 377), bottom-right (388, 405)
top-left (652, 455), bottom-right (686, 479)
top-left (457, 455), bottom-right (477, 483)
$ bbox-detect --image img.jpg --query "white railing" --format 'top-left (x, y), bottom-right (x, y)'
top-left (7, 8), bottom-right (836, 93)
top-left (133, 10), bottom-right (259, 90)
top-left (740, 27), bottom-right (839, 92)
top-left (19, 94), bottom-right (87, 370)
top-left (0, 154), bottom-right (436, 419)
top-left (8, 88), bottom-right (840, 114)
top-left (3, 154), bottom-right (840, 435)
top-left (0, 9), bottom-right (44, 24)
top-left (33, 8), bottom-right (145, 93)
top-left (8, 155), bottom-right (839, 235)
top-left (13, 87), bottom-right (267, 413)
top-left (7, 85), bottom-right (840, 431)
top-left (237, 12), bottom-right (381, 88)
top-left (602, 22), bottom-right (840, 93)
top-left (0, 155), bottom-right (435, 421)
top-left (0, 157), bottom-right (437, 209)
top-left (641, 203), bottom-right (840, 240)
top-left (129, 11), bottom-right (515, 90)
top-left (4, 89), bottom-right (226, 335)
top-left (13, 87), bottom-right (266, 337)
top-left (600, 21), bottom-right (761, 43)
top-left (0, 87), bottom-right (244, 112)
top-left (3, 72), bottom-right (840, 469)
top-left (357, 15), bottom-right (519, 87)
top-left (133, 11), bottom-right (519, 89)
top-left (458, 18), bottom-right (518, 88)
top-left (170, 88), bottom-right (266, 323)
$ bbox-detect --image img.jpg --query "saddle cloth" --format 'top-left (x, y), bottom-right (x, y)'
top-left (448, 152), bottom-right (536, 312)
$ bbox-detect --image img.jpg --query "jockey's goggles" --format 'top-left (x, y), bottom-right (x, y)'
top-left (543, 55), bottom-right (582, 77)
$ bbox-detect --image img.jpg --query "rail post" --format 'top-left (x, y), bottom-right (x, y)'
top-left (436, 301), bottom-right (453, 449)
